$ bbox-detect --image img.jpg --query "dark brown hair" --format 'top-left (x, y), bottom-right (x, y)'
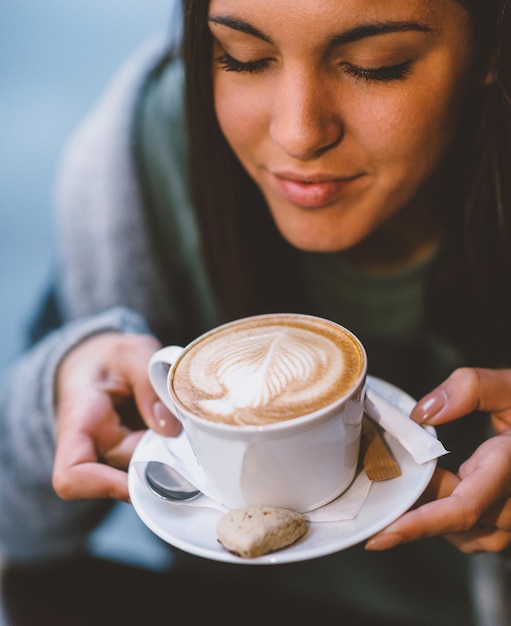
top-left (182, 0), bottom-right (511, 365)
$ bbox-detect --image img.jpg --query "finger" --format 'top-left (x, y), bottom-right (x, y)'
top-left (58, 332), bottom-right (180, 437)
top-left (54, 391), bottom-right (133, 498)
top-left (364, 496), bottom-right (473, 550)
top-left (115, 335), bottom-right (181, 437)
top-left (95, 377), bottom-right (180, 439)
top-left (54, 332), bottom-right (179, 502)
top-left (103, 430), bottom-right (146, 470)
top-left (365, 480), bottom-right (509, 552)
top-left (456, 435), bottom-right (511, 513)
top-left (365, 468), bottom-right (458, 550)
top-left (444, 527), bottom-right (511, 553)
top-left (57, 389), bottom-right (133, 456)
top-left (53, 461), bottom-right (130, 502)
top-left (367, 437), bottom-right (511, 549)
top-left (413, 467), bottom-right (460, 507)
top-left (411, 368), bottom-right (511, 426)
top-left (366, 467), bottom-right (511, 552)
top-left (480, 496), bottom-right (511, 532)
top-left (365, 462), bottom-right (506, 550)
top-left (365, 487), bottom-right (511, 552)
top-left (53, 422), bottom-right (131, 501)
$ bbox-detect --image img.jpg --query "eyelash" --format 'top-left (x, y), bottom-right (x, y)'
top-left (216, 52), bottom-right (271, 74)
top-left (342, 61), bottom-right (412, 82)
top-left (215, 52), bottom-right (412, 83)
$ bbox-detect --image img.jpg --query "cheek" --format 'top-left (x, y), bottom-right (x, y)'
top-left (352, 83), bottom-right (463, 183)
top-left (213, 77), bottom-right (268, 162)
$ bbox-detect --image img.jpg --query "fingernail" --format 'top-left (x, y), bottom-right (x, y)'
top-left (152, 401), bottom-right (174, 433)
top-left (411, 390), bottom-right (447, 424)
top-left (365, 533), bottom-right (403, 551)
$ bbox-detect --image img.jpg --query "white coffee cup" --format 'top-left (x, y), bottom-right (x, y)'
top-left (148, 313), bottom-right (367, 512)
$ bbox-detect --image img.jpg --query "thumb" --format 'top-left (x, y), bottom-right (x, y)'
top-left (149, 400), bottom-right (182, 437)
top-left (411, 367), bottom-right (511, 426)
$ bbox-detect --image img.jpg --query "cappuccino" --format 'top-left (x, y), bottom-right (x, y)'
top-left (171, 313), bottom-right (365, 426)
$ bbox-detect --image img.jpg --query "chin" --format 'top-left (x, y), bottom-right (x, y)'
top-left (268, 202), bottom-right (371, 254)
top-left (278, 230), bottom-right (355, 253)
top-left (273, 217), bottom-right (363, 253)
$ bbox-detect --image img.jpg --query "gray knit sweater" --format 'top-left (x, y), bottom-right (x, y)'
top-left (0, 38), bottom-right (177, 564)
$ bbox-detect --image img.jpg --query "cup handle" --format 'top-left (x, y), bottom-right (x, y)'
top-left (148, 346), bottom-right (185, 414)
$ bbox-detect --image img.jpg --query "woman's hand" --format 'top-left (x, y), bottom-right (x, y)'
top-left (366, 368), bottom-right (511, 553)
top-left (53, 332), bottom-right (180, 502)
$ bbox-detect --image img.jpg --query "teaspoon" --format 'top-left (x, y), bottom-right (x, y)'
top-left (144, 460), bottom-right (201, 501)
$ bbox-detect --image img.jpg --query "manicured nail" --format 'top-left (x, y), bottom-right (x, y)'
top-left (152, 401), bottom-right (174, 432)
top-left (411, 390), bottom-right (447, 424)
top-left (365, 533), bottom-right (403, 551)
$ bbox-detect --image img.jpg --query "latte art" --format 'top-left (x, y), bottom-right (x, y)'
top-left (171, 315), bottom-right (365, 426)
top-left (192, 327), bottom-right (339, 421)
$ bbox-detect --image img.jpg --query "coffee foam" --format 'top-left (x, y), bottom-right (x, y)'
top-left (171, 315), bottom-right (365, 426)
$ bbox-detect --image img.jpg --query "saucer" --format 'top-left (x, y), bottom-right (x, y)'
top-left (128, 376), bottom-right (438, 565)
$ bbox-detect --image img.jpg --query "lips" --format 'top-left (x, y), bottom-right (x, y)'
top-left (271, 171), bottom-right (363, 208)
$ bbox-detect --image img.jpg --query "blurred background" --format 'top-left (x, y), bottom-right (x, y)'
top-left (0, 0), bottom-right (180, 371)
top-left (0, 2), bottom-right (182, 600)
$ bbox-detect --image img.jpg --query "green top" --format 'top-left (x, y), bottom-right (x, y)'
top-left (300, 251), bottom-right (466, 397)
top-left (136, 55), bottom-right (481, 626)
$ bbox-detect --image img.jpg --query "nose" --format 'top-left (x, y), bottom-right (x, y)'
top-left (269, 69), bottom-right (344, 160)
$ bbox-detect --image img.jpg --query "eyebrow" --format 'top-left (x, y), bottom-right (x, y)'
top-left (207, 15), bottom-right (433, 46)
top-left (208, 15), bottom-right (271, 42)
top-left (329, 21), bottom-right (433, 46)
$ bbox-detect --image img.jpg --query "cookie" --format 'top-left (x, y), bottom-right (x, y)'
top-left (217, 505), bottom-right (307, 558)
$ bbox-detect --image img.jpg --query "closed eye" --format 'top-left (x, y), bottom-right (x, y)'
top-left (216, 49), bottom-right (413, 84)
top-left (215, 52), bottom-right (272, 74)
top-left (342, 61), bottom-right (412, 83)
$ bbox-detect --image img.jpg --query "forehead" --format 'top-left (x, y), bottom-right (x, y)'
top-left (209, 0), bottom-right (472, 56)
top-left (206, 0), bottom-right (475, 67)
top-left (207, 0), bottom-right (468, 36)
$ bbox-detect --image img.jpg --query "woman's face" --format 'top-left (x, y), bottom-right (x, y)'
top-left (209, 0), bottom-right (475, 253)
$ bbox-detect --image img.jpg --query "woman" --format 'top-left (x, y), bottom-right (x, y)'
top-left (1, 0), bottom-right (510, 624)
